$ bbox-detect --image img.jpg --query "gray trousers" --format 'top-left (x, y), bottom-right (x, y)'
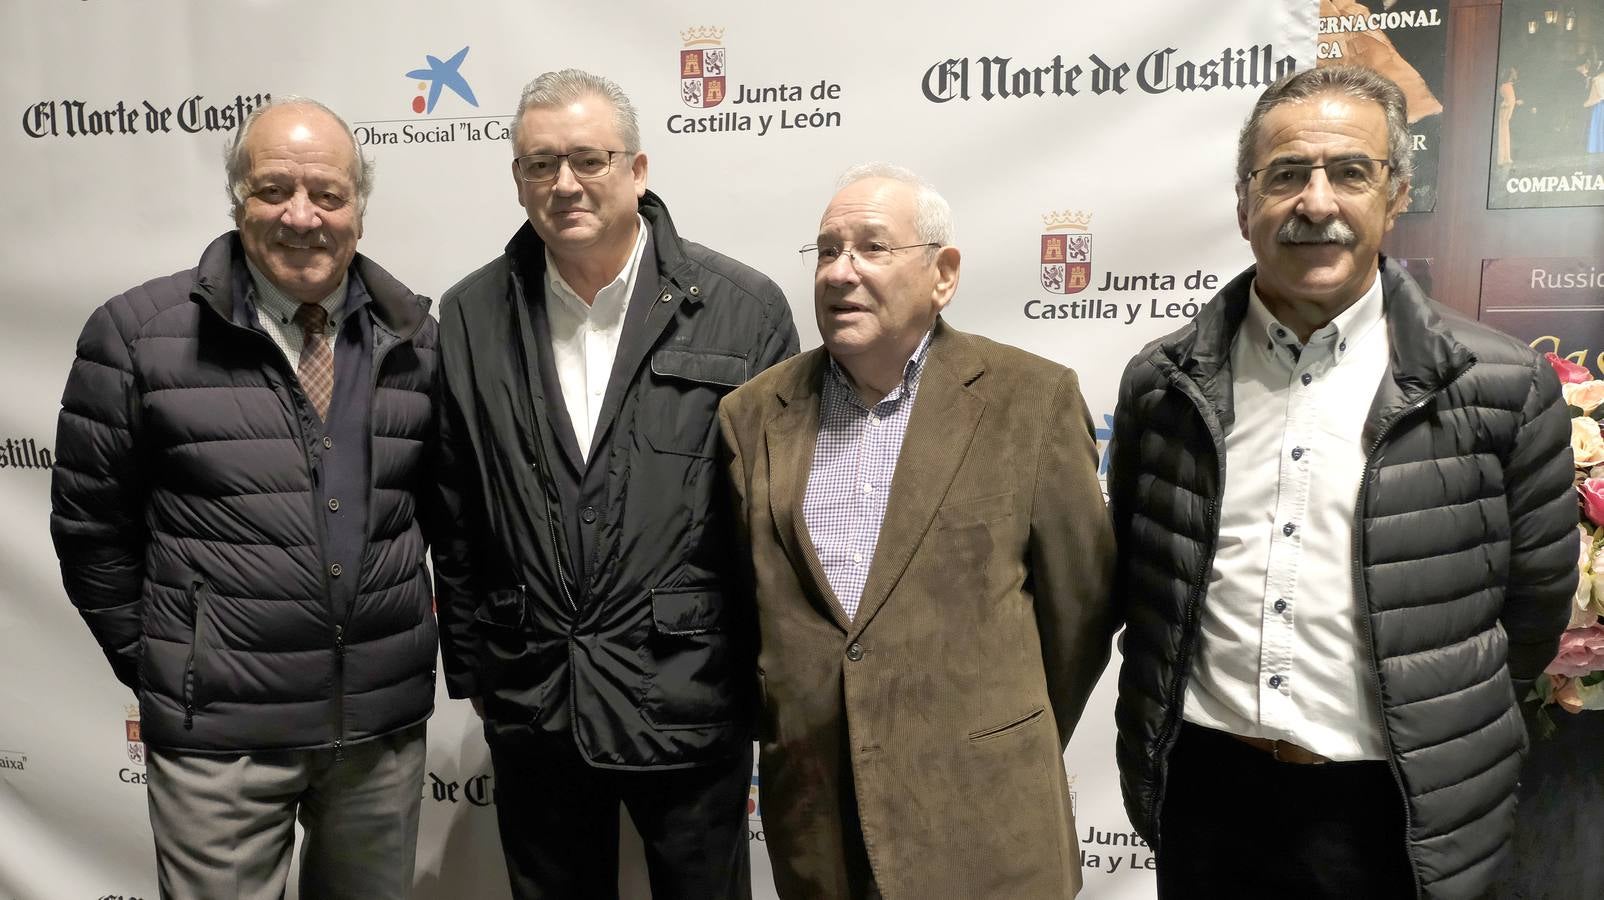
top-left (146, 723), bottom-right (426, 900)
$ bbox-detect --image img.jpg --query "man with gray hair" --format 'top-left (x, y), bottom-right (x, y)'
top-left (431, 68), bottom-right (796, 898)
top-left (51, 97), bottom-right (439, 898)
top-left (718, 163), bottom-right (1115, 898)
top-left (1108, 65), bottom-right (1575, 897)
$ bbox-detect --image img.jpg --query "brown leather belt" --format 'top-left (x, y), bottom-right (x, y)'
top-left (1226, 732), bottom-right (1331, 765)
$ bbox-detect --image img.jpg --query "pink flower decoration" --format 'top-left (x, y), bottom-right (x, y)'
top-left (1545, 624), bottom-right (1604, 677)
top-left (1583, 480), bottom-right (1604, 527)
top-left (1545, 352), bottom-right (1593, 385)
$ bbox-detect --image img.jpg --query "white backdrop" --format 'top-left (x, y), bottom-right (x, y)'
top-left (0, 2), bottom-right (1315, 897)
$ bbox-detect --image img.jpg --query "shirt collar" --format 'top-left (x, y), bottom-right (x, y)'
top-left (827, 329), bottom-right (935, 410)
top-left (544, 213), bottom-right (649, 319)
top-left (1246, 270), bottom-right (1384, 366)
top-left (245, 257), bottom-right (348, 330)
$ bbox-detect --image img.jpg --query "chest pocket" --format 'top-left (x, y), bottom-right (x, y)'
top-left (645, 348), bottom-right (749, 458)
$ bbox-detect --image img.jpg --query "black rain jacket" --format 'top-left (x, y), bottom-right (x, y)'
top-left (432, 192), bottom-right (797, 769)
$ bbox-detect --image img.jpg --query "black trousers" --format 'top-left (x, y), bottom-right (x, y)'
top-left (1157, 722), bottom-right (1416, 900)
top-left (488, 731), bottom-right (753, 900)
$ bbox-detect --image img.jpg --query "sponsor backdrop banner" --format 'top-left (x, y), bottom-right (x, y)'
top-left (0, 2), bottom-right (1312, 897)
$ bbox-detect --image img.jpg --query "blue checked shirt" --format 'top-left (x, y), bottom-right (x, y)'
top-left (803, 331), bottom-right (933, 621)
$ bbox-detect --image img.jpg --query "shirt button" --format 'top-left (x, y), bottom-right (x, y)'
top-left (1282, 522), bottom-right (1296, 536)
top-left (1339, 340), bottom-right (1347, 352)
top-left (1273, 599), bottom-right (1288, 613)
top-left (846, 642), bottom-right (864, 662)
top-left (1290, 447), bottom-right (1303, 461)
top-left (1300, 373), bottom-right (1313, 386)
top-left (329, 563), bottom-right (343, 577)
top-left (861, 483), bottom-right (873, 494)
top-left (852, 552), bottom-right (863, 564)
top-left (328, 498), bottom-right (340, 512)
top-left (581, 506), bottom-right (597, 524)
top-left (1275, 327), bottom-right (1286, 338)
top-left (1268, 674), bottom-right (1282, 688)
top-left (323, 437), bottom-right (333, 449)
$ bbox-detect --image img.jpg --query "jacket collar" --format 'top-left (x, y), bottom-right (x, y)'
top-left (1160, 256), bottom-right (1475, 431)
top-left (190, 231), bottom-right (430, 338)
top-left (502, 190), bottom-right (700, 302)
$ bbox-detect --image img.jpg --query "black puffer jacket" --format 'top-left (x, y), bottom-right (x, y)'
top-left (432, 192), bottom-right (797, 769)
top-left (1107, 259), bottom-right (1577, 899)
top-left (50, 232), bottom-right (439, 754)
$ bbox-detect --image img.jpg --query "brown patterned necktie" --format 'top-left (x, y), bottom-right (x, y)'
top-left (291, 303), bottom-right (333, 420)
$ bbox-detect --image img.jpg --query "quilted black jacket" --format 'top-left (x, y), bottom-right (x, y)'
top-left (50, 232), bottom-right (439, 754)
top-left (1107, 258), bottom-right (1576, 899)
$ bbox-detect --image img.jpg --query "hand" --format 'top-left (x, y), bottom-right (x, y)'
top-left (469, 696), bottom-right (485, 719)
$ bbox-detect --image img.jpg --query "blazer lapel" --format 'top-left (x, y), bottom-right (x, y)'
top-left (765, 352), bottom-right (852, 632)
top-left (849, 325), bottom-right (985, 637)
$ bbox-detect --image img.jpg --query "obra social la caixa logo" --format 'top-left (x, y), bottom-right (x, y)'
top-left (1039, 210), bottom-right (1093, 296)
top-left (680, 26), bottom-right (728, 108)
top-left (356, 46), bottom-right (499, 147)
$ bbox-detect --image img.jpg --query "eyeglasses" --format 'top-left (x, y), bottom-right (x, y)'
top-left (799, 241), bottom-right (940, 270)
top-left (1247, 158), bottom-right (1391, 197)
top-left (514, 149), bottom-right (627, 183)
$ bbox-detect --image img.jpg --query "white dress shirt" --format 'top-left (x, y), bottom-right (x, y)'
top-left (543, 214), bottom-right (649, 461)
top-left (1181, 273), bottom-right (1391, 761)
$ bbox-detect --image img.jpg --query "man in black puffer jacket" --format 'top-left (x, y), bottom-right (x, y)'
top-left (50, 98), bottom-right (437, 899)
top-left (1108, 66), bottom-right (1576, 899)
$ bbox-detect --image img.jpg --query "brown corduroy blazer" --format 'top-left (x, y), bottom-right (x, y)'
top-left (718, 321), bottom-right (1116, 899)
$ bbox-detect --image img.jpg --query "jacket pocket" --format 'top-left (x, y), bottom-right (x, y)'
top-left (936, 491), bottom-right (1016, 530)
top-left (646, 349), bottom-right (749, 458)
top-left (639, 587), bottom-right (738, 730)
top-left (469, 587), bottom-right (530, 693)
top-left (968, 705), bottom-right (1045, 743)
top-left (182, 580), bottom-right (212, 730)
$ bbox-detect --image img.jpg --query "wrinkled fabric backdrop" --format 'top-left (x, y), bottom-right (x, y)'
top-left (1, 2), bottom-right (1317, 897)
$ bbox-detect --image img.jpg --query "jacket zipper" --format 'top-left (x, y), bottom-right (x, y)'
top-left (1352, 363), bottom-right (1472, 899)
top-left (182, 580), bottom-right (210, 729)
top-left (1144, 365), bottom-right (1227, 841)
top-left (507, 276), bottom-right (580, 613)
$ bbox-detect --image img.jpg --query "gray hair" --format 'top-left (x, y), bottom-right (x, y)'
top-left (512, 69), bottom-right (641, 154)
top-left (836, 162), bottom-right (954, 246)
top-left (224, 96), bottom-right (373, 221)
top-left (1235, 65), bottom-right (1414, 200)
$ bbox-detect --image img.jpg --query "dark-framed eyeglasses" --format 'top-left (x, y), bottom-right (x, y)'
top-left (799, 241), bottom-right (940, 270)
top-left (1246, 158), bottom-right (1391, 197)
top-left (515, 149), bottom-right (627, 183)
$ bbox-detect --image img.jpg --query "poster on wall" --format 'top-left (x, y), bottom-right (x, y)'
top-left (1317, 0), bottom-right (1449, 212)
top-left (1479, 258), bottom-right (1604, 374)
top-left (1488, 0), bottom-right (1604, 209)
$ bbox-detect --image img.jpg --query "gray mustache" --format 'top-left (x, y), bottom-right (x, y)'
top-left (1277, 217), bottom-right (1356, 245)
top-left (272, 227), bottom-right (331, 249)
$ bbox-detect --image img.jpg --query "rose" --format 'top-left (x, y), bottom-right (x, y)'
top-left (1583, 480), bottom-right (1604, 527)
top-left (1564, 380), bottom-right (1604, 413)
top-left (1544, 623), bottom-right (1604, 677)
top-left (1589, 548), bottom-right (1604, 624)
top-left (1553, 676), bottom-right (1584, 713)
top-left (1546, 352), bottom-right (1593, 385)
top-left (1573, 417), bottom-right (1604, 467)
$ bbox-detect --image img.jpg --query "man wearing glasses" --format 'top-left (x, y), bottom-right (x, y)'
top-left (1107, 66), bottom-right (1575, 898)
top-left (718, 164), bottom-right (1115, 898)
top-left (431, 69), bottom-right (796, 898)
